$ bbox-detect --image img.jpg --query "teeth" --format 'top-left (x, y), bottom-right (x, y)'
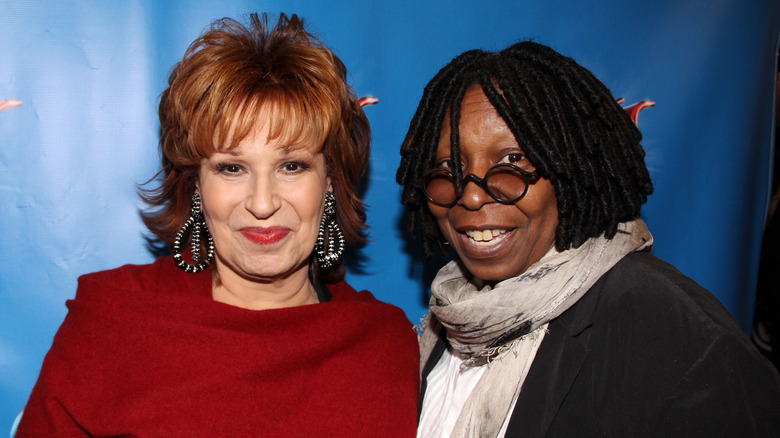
top-left (465, 229), bottom-right (507, 243)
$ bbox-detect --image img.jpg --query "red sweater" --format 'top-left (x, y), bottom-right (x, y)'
top-left (17, 256), bottom-right (419, 437)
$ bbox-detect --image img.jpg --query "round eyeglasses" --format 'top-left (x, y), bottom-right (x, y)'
top-left (418, 163), bottom-right (540, 207)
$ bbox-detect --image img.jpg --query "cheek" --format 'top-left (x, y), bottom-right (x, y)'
top-left (527, 181), bottom-right (558, 222)
top-left (286, 183), bottom-right (326, 226)
top-left (428, 204), bottom-right (454, 239)
top-left (428, 203), bottom-right (448, 221)
top-left (201, 197), bottom-right (230, 233)
top-left (199, 180), bottom-right (242, 225)
top-left (302, 202), bottom-right (324, 229)
top-left (521, 181), bottom-right (559, 241)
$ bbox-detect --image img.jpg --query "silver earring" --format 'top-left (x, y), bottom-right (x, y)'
top-left (173, 192), bottom-right (215, 273)
top-left (315, 191), bottom-right (345, 269)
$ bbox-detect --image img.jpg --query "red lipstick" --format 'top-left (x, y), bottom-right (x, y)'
top-left (240, 227), bottom-right (290, 245)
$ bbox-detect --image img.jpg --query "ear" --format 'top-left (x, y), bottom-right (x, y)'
top-left (326, 176), bottom-right (333, 193)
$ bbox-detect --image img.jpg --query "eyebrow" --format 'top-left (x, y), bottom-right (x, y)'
top-left (279, 144), bottom-right (317, 155)
top-left (216, 142), bottom-right (315, 158)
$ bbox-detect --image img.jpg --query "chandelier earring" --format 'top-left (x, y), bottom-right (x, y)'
top-left (173, 192), bottom-right (215, 273)
top-left (315, 191), bottom-right (345, 269)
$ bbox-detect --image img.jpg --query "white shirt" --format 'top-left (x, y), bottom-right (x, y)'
top-left (417, 327), bottom-right (547, 438)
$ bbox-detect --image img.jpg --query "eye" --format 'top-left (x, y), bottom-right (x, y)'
top-left (280, 160), bottom-right (311, 174)
top-left (500, 153), bottom-right (525, 164)
top-left (434, 158), bottom-right (455, 170)
top-left (500, 153), bottom-right (535, 171)
top-left (216, 163), bottom-right (244, 175)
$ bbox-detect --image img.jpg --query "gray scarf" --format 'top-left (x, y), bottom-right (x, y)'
top-left (418, 219), bottom-right (653, 438)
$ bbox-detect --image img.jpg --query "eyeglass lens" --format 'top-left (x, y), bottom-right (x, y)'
top-left (423, 165), bottom-right (530, 206)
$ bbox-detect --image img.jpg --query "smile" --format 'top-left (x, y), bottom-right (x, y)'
top-left (240, 227), bottom-right (290, 245)
top-left (465, 228), bottom-right (509, 246)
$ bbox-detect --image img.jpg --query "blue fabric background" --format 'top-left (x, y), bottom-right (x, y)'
top-left (1, 0), bottom-right (778, 431)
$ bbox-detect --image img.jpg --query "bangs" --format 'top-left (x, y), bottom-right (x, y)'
top-left (197, 88), bottom-right (334, 156)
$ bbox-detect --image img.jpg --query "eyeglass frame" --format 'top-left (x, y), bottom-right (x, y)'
top-left (417, 162), bottom-right (541, 207)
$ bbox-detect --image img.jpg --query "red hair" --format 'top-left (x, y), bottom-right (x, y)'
top-left (141, 13), bottom-right (370, 279)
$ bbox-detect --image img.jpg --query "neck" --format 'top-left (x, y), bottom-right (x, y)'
top-left (211, 262), bottom-right (319, 311)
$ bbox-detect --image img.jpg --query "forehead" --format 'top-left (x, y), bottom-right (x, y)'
top-left (457, 87), bottom-right (503, 122)
top-left (436, 86), bottom-right (518, 156)
top-left (219, 102), bottom-right (323, 155)
top-left (233, 121), bottom-right (321, 156)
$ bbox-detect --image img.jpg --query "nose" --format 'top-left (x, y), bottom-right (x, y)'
top-left (456, 172), bottom-right (493, 210)
top-left (245, 173), bottom-right (281, 219)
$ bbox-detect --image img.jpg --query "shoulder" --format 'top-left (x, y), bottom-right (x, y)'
top-left (75, 256), bottom-right (183, 299)
top-left (328, 280), bottom-right (414, 324)
top-left (571, 251), bottom-right (780, 433)
top-left (581, 251), bottom-right (760, 366)
top-left (569, 250), bottom-right (779, 387)
top-left (591, 251), bottom-right (744, 337)
top-left (327, 280), bottom-right (378, 303)
top-left (79, 256), bottom-right (170, 288)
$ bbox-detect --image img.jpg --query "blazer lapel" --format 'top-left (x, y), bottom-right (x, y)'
top-left (504, 282), bottom-right (601, 437)
top-left (504, 318), bottom-right (590, 436)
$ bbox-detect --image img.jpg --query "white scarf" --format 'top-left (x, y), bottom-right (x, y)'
top-left (418, 219), bottom-right (653, 438)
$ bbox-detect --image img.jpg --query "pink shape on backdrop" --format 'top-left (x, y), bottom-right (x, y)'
top-left (617, 98), bottom-right (656, 126)
top-left (358, 96), bottom-right (378, 107)
top-left (0, 98), bottom-right (22, 113)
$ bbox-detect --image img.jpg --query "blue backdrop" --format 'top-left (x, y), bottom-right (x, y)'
top-left (1, 0), bottom-right (778, 432)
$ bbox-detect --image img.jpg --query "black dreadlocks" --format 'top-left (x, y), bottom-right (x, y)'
top-left (396, 41), bottom-right (653, 258)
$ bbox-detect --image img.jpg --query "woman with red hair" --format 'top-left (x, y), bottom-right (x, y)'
top-left (17, 13), bottom-right (418, 437)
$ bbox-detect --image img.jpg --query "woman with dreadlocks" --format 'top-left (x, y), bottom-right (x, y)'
top-left (398, 41), bottom-right (780, 437)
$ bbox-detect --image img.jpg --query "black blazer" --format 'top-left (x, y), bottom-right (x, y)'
top-left (421, 252), bottom-right (780, 437)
